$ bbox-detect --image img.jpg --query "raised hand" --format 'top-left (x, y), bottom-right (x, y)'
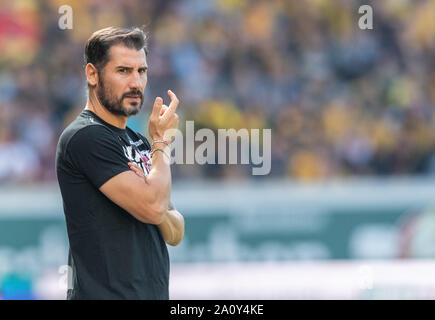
top-left (148, 90), bottom-right (179, 142)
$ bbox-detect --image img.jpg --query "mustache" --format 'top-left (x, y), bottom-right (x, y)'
top-left (122, 90), bottom-right (143, 99)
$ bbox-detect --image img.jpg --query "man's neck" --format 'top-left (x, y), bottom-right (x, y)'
top-left (85, 90), bottom-right (128, 129)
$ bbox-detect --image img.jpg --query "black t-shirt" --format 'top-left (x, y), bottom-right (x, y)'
top-left (55, 109), bottom-right (169, 300)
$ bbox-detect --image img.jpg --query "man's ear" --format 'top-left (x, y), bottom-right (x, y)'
top-left (86, 63), bottom-right (99, 87)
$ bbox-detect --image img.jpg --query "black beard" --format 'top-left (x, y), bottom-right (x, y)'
top-left (97, 78), bottom-right (143, 117)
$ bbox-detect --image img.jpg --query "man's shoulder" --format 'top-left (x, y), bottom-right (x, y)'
top-left (58, 111), bottom-right (114, 151)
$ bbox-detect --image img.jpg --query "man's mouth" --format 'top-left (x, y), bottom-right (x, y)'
top-left (124, 95), bottom-right (141, 102)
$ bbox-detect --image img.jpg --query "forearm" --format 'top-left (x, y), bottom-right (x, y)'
top-left (158, 208), bottom-right (185, 246)
top-left (144, 145), bottom-right (172, 213)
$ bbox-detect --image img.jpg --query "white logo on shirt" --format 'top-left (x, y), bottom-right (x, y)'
top-left (122, 144), bottom-right (151, 176)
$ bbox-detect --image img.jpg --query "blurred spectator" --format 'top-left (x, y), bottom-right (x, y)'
top-left (0, 0), bottom-right (434, 182)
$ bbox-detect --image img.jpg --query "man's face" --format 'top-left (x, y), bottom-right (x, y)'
top-left (96, 44), bottom-right (148, 117)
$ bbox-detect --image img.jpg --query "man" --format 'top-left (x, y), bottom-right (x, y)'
top-left (55, 26), bottom-right (184, 300)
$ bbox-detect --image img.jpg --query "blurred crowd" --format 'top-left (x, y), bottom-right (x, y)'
top-left (0, 0), bottom-right (434, 183)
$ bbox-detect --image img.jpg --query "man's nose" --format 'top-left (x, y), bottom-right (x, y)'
top-left (129, 71), bottom-right (145, 91)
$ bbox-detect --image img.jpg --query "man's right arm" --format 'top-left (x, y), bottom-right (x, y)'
top-left (99, 91), bottom-right (179, 225)
top-left (99, 143), bottom-right (172, 225)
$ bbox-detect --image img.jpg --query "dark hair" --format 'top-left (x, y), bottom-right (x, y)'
top-left (84, 26), bottom-right (148, 71)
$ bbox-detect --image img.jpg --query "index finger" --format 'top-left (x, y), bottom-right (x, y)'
top-left (166, 90), bottom-right (179, 115)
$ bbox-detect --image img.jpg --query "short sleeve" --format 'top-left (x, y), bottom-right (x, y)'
top-left (66, 125), bottom-right (131, 188)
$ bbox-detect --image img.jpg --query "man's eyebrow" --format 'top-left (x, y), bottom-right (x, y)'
top-left (116, 66), bottom-right (148, 70)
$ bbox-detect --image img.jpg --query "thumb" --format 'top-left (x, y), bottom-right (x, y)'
top-left (150, 97), bottom-right (163, 120)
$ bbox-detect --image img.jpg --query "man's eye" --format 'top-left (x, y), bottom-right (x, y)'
top-left (139, 69), bottom-right (146, 74)
top-left (119, 68), bottom-right (127, 73)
